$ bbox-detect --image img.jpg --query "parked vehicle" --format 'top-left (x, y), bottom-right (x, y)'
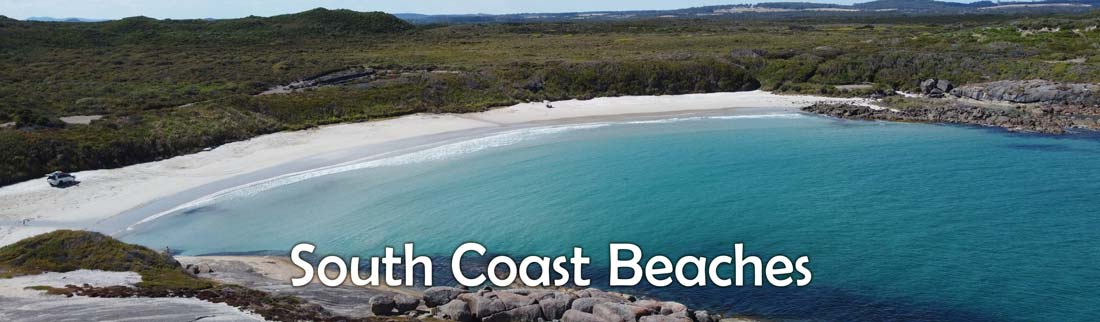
top-left (46, 171), bottom-right (76, 187)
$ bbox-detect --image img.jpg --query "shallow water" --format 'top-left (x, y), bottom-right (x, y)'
top-left (121, 113), bottom-right (1100, 322)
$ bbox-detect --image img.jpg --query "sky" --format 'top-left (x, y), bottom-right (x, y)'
top-left (1, 0), bottom-right (988, 20)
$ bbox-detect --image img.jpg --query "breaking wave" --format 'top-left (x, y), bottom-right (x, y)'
top-left (129, 113), bottom-right (802, 229)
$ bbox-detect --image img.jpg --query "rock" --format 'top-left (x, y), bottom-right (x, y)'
top-left (952, 80), bottom-right (1100, 105)
top-left (659, 302), bottom-right (687, 315)
top-left (919, 79), bottom-right (954, 97)
top-left (592, 302), bottom-right (653, 322)
top-left (485, 304), bottom-right (544, 322)
top-left (436, 299), bottom-right (474, 322)
top-left (540, 297), bottom-right (574, 320)
top-left (576, 288), bottom-right (627, 301)
top-left (459, 294), bottom-right (508, 319)
top-left (640, 315), bottom-right (692, 322)
top-left (920, 79), bottom-right (938, 95)
top-left (632, 300), bottom-right (663, 312)
top-left (936, 79), bottom-right (954, 93)
top-left (424, 286), bottom-right (468, 307)
top-left (564, 309), bottom-right (611, 322)
top-left (369, 295), bottom-right (396, 316)
top-left (501, 288), bottom-right (556, 299)
top-left (184, 263), bottom-right (214, 275)
top-left (496, 291), bottom-right (537, 309)
top-left (694, 310), bottom-right (716, 322)
top-left (801, 102), bottom-right (1082, 135)
top-left (393, 293), bottom-right (420, 313)
top-left (669, 310), bottom-right (692, 320)
top-left (572, 297), bottom-right (619, 313)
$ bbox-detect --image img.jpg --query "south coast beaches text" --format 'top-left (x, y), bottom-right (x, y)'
top-left (290, 242), bottom-right (812, 288)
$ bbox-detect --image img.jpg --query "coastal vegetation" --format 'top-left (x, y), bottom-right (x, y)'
top-left (0, 229), bottom-right (208, 288)
top-left (2, 8), bottom-right (1100, 185)
top-left (0, 230), bottom-right (432, 321)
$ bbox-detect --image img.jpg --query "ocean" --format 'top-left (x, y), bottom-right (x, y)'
top-left (119, 112), bottom-right (1100, 322)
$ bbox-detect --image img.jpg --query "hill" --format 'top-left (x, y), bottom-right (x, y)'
top-left (397, 0), bottom-right (1100, 23)
top-left (0, 230), bottom-right (174, 273)
top-left (25, 17), bottom-right (108, 22)
top-left (0, 230), bottom-right (208, 289)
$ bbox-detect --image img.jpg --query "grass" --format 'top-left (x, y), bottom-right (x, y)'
top-left (0, 230), bottom-right (211, 289)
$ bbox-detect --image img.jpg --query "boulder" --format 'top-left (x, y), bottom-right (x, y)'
top-left (540, 297), bottom-right (575, 320)
top-left (920, 79), bottom-right (953, 97)
top-left (485, 304), bottom-right (544, 322)
top-left (655, 301), bottom-right (682, 314)
top-left (501, 288), bottom-right (557, 299)
top-left (632, 300), bottom-right (663, 312)
top-left (668, 310), bottom-right (692, 320)
top-left (639, 315), bottom-right (692, 322)
top-left (920, 79), bottom-right (938, 95)
top-left (436, 299), bottom-right (474, 322)
top-left (424, 286), bottom-right (468, 307)
top-left (369, 295), bottom-right (396, 316)
top-left (496, 291), bottom-right (537, 309)
top-left (951, 80), bottom-right (1100, 105)
top-left (564, 309), bottom-right (611, 322)
top-left (576, 288), bottom-right (627, 301)
top-left (572, 297), bottom-right (618, 313)
top-left (460, 294), bottom-right (508, 319)
top-left (659, 302), bottom-right (688, 315)
top-left (693, 310), bottom-right (716, 322)
top-left (592, 302), bottom-right (653, 322)
top-left (393, 293), bottom-right (420, 313)
top-left (936, 79), bottom-right (954, 93)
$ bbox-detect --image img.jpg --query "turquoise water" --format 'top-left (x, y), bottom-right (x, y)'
top-left (121, 113), bottom-right (1100, 322)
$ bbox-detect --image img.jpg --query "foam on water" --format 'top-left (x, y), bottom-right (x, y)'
top-left (129, 113), bottom-right (803, 229)
top-left (128, 122), bottom-right (612, 229)
top-left (623, 113), bottom-right (805, 124)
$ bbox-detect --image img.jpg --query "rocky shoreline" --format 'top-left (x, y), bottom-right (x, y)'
top-left (803, 79), bottom-right (1100, 134)
top-left (178, 256), bottom-right (761, 322)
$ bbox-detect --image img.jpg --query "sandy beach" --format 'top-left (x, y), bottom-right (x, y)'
top-left (0, 91), bottom-right (865, 246)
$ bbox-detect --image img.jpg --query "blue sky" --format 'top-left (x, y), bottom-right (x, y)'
top-left (2, 0), bottom-right (988, 20)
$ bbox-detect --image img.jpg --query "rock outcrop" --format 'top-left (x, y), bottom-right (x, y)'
top-left (802, 102), bottom-right (1100, 134)
top-left (425, 287), bottom-right (720, 322)
top-left (920, 79), bottom-right (954, 97)
top-left (369, 295), bottom-right (397, 315)
top-left (951, 80), bottom-right (1100, 106)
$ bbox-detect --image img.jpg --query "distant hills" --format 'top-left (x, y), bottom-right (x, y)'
top-left (11, 0), bottom-right (1100, 25)
top-left (8, 9), bottom-right (412, 34)
top-left (395, 0), bottom-right (1100, 23)
top-left (15, 8), bottom-right (411, 33)
top-left (0, 9), bottom-right (412, 49)
top-left (25, 16), bottom-right (108, 22)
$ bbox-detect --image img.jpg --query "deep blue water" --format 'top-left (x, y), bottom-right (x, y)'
top-left (120, 113), bottom-right (1100, 322)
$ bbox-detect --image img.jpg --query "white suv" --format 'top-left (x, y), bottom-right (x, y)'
top-left (46, 171), bottom-right (76, 187)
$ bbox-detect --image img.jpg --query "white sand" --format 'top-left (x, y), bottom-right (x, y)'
top-left (0, 91), bottom-right (865, 246)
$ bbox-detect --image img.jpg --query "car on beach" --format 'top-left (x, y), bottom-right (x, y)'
top-left (46, 171), bottom-right (77, 187)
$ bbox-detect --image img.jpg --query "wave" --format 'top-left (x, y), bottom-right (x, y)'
top-left (624, 113), bottom-right (804, 124)
top-left (128, 113), bottom-right (802, 229)
top-left (128, 123), bottom-right (609, 229)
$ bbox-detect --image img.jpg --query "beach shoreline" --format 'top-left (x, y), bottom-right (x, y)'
top-left (0, 91), bottom-right (866, 246)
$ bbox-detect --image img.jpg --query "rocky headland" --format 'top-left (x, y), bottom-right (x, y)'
top-left (176, 256), bottom-right (759, 322)
top-left (803, 79), bottom-right (1100, 134)
top-left (1, 231), bottom-right (764, 322)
